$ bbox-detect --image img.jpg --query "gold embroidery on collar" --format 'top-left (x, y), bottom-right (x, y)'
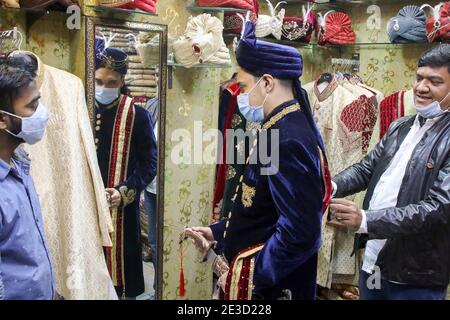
top-left (262, 104), bottom-right (301, 130)
top-left (241, 182), bottom-right (256, 208)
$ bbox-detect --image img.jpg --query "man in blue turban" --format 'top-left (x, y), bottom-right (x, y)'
top-left (186, 20), bottom-right (331, 300)
top-left (94, 37), bottom-right (158, 299)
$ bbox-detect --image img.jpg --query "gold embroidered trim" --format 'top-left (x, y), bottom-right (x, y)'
top-left (229, 244), bottom-right (264, 300)
top-left (262, 104), bottom-right (301, 130)
top-left (248, 257), bottom-right (256, 300)
top-left (241, 182), bottom-right (256, 208)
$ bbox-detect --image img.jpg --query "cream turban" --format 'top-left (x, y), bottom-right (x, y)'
top-left (173, 13), bottom-right (231, 68)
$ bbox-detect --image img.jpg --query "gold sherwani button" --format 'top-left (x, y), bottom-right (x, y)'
top-left (95, 126), bottom-right (100, 131)
top-left (426, 163), bottom-right (434, 169)
top-left (96, 120), bottom-right (101, 125)
top-left (96, 114), bottom-right (101, 119)
top-left (95, 138), bottom-right (99, 143)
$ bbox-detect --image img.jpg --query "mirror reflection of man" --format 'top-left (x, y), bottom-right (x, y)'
top-left (94, 37), bottom-right (157, 299)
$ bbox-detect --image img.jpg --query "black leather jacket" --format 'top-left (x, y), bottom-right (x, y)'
top-left (334, 114), bottom-right (450, 289)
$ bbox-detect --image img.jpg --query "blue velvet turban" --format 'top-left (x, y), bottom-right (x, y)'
top-left (95, 37), bottom-right (129, 75)
top-left (236, 21), bottom-right (303, 80)
top-left (235, 20), bottom-right (325, 151)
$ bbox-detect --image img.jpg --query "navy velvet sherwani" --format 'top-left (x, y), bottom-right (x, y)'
top-left (95, 96), bottom-right (157, 298)
top-left (211, 99), bottom-right (325, 300)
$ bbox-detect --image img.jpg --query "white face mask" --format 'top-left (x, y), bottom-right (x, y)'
top-left (95, 87), bottom-right (120, 105)
top-left (415, 91), bottom-right (450, 119)
top-left (237, 77), bottom-right (269, 122)
top-left (1, 102), bottom-right (49, 145)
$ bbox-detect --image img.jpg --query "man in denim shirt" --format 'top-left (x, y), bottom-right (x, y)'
top-left (0, 55), bottom-right (55, 300)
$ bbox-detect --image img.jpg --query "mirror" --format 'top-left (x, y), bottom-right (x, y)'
top-left (86, 17), bottom-right (167, 300)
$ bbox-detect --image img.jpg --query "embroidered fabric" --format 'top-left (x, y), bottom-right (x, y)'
top-left (224, 11), bottom-right (259, 35)
top-left (173, 13), bottom-right (231, 67)
top-left (304, 75), bottom-right (379, 288)
top-left (281, 7), bottom-right (317, 42)
top-left (13, 52), bottom-right (114, 300)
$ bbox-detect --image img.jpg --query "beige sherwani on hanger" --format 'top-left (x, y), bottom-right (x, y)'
top-left (17, 52), bottom-right (115, 300)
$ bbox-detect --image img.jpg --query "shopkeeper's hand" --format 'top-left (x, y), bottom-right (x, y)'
top-left (329, 198), bottom-right (363, 231)
top-left (106, 188), bottom-right (122, 208)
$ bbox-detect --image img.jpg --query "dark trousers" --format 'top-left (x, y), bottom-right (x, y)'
top-left (359, 270), bottom-right (447, 300)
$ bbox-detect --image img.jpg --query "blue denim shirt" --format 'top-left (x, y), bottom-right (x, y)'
top-left (0, 148), bottom-right (54, 300)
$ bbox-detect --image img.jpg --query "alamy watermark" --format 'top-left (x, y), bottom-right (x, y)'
top-left (170, 121), bottom-right (280, 176)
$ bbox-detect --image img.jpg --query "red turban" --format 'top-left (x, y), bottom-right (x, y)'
top-left (426, 2), bottom-right (450, 43)
top-left (318, 11), bottom-right (356, 45)
top-left (114, 0), bottom-right (159, 14)
top-left (197, 0), bottom-right (255, 10)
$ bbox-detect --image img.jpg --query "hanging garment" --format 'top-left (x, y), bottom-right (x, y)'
top-left (387, 5), bottom-right (428, 43)
top-left (318, 11), bottom-right (356, 45)
top-left (425, 2), bottom-right (450, 43)
top-left (378, 89), bottom-right (416, 138)
top-left (304, 74), bottom-right (378, 288)
top-left (173, 13), bottom-right (231, 67)
top-left (10, 51), bottom-right (115, 300)
top-left (213, 82), bottom-right (241, 222)
top-left (326, 77), bottom-right (379, 286)
top-left (255, 0), bottom-right (286, 40)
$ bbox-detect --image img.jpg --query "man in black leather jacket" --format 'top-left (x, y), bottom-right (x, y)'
top-left (329, 44), bottom-right (450, 300)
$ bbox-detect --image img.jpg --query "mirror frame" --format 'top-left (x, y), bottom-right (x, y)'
top-left (85, 16), bottom-right (168, 300)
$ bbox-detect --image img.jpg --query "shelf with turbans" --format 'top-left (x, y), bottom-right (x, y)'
top-left (284, 0), bottom-right (441, 6)
top-left (239, 37), bottom-right (442, 49)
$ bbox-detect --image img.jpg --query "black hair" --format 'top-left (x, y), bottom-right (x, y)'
top-left (0, 54), bottom-right (37, 113)
top-left (418, 44), bottom-right (450, 73)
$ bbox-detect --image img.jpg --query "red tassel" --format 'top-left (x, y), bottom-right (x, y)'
top-left (179, 241), bottom-right (185, 297)
top-left (179, 269), bottom-right (185, 297)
